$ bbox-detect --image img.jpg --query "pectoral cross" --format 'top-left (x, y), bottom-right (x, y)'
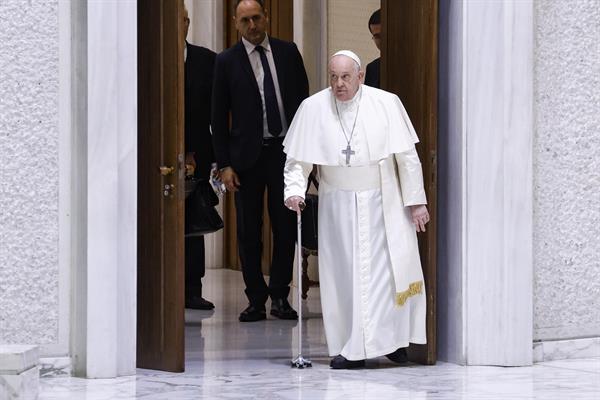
top-left (342, 144), bottom-right (355, 165)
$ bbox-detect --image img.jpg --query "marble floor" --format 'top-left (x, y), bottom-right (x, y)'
top-left (39, 269), bottom-right (600, 400)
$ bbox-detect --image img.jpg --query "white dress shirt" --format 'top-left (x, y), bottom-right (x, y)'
top-left (242, 35), bottom-right (288, 138)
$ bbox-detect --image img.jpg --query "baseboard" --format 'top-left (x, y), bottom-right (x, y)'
top-left (533, 337), bottom-right (600, 363)
top-left (39, 357), bottom-right (72, 378)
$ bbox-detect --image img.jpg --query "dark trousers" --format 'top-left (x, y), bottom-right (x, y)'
top-left (185, 231), bottom-right (205, 299)
top-left (184, 150), bottom-right (210, 299)
top-left (235, 141), bottom-right (296, 307)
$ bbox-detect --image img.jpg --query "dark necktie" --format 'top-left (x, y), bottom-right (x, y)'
top-left (255, 45), bottom-right (282, 136)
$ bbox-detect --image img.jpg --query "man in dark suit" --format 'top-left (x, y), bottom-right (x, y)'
top-left (183, 4), bottom-right (216, 310)
top-left (365, 9), bottom-right (381, 89)
top-left (211, 0), bottom-right (309, 322)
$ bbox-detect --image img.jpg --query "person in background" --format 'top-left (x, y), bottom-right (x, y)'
top-left (365, 9), bottom-right (381, 88)
top-left (211, 0), bottom-right (309, 322)
top-left (183, 2), bottom-right (216, 310)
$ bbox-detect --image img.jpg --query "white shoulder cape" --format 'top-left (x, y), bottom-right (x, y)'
top-left (283, 85), bottom-right (419, 165)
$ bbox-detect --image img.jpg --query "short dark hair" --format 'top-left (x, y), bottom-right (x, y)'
top-left (368, 9), bottom-right (381, 32)
top-left (235, 0), bottom-right (265, 14)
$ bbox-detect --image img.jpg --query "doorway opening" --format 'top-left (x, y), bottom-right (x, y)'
top-left (136, 0), bottom-right (438, 373)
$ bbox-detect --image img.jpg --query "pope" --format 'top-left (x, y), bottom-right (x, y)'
top-left (283, 50), bottom-right (430, 369)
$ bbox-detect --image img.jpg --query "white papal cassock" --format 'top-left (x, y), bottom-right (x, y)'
top-left (283, 85), bottom-right (427, 360)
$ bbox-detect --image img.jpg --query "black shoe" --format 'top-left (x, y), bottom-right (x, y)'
top-left (385, 347), bottom-right (408, 364)
top-left (185, 296), bottom-right (215, 310)
top-left (270, 298), bottom-right (298, 320)
top-left (329, 355), bottom-right (365, 369)
top-left (239, 304), bottom-right (266, 322)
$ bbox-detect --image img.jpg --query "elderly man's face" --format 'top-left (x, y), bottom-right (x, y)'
top-left (329, 55), bottom-right (364, 101)
top-left (234, 0), bottom-right (268, 45)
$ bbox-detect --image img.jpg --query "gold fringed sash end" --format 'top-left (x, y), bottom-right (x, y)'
top-left (395, 281), bottom-right (424, 306)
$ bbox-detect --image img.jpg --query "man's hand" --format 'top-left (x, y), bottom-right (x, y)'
top-left (284, 195), bottom-right (305, 215)
top-left (220, 167), bottom-right (240, 192)
top-left (410, 205), bottom-right (430, 233)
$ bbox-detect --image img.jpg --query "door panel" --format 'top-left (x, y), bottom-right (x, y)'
top-left (137, 0), bottom-right (185, 372)
top-left (381, 0), bottom-right (438, 365)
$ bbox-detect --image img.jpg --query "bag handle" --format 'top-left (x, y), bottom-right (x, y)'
top-left (306, 165), bottom-right (319, 192)
top-left (307, 173), bottom-right (319, 191)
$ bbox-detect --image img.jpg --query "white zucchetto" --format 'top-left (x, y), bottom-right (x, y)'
top-left (331, 50), bottom-right (362, 68)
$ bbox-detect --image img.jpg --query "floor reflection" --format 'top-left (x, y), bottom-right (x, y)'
top-left (185, 269), bottom-right (327, 367)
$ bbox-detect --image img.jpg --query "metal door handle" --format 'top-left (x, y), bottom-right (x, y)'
top-left (159, 166), bottom-right (175, 176)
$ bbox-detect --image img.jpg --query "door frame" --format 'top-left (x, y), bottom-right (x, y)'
top-left (67, 0), bottom-right (139, 378)
top-left (132, 0), bottom-right (438, 372)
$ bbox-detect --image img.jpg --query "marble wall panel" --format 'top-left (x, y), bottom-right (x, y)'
top-left (115, 0), bottom-right (138, 377)
top-left (86, 0), bottom-right (120, 378)
top-left (79, 0), bottom-right (137, 378)
top-left (464, 0), bottom-right (533, 366)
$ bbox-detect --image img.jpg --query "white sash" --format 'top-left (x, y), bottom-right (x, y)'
top-left (319, 164), bottom-right (380, 191)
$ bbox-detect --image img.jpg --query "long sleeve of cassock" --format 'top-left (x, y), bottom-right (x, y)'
top-left (284, 156), bottom-right (313, 200)
top-left (394, 148), bottom-right (427, 206)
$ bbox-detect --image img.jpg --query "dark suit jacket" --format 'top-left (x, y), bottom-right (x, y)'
top-left (365, 57), bottom-right (380, 89)
top-left (211, 37), bottom-right (309, 171)
top-left (185, 42), bottom-right (216, 178)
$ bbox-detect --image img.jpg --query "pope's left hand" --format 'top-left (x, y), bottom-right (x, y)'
top-left (410, 205), bottom-right (429, 233)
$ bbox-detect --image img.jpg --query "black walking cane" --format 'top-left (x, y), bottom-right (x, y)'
top-left (291, 200), bottom-right (312, 368)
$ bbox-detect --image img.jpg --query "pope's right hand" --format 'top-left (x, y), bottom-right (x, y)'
top-left (220, 167), bottom-right (240, 192)
top-left (284, 196), bottom-right (305, 215)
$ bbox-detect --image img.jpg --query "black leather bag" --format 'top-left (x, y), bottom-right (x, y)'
top-left (185, 178), bottom-right (224, 237)
top-left (301, 174), bottom-right (319, 251)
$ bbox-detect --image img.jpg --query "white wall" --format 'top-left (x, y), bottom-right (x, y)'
top-left (533, 0), bottom-right (600, 344)
top-left (185, 0), bottom-right (224, 54)
top-left (327, 0), bottom-right (380, 73)
top-left (0, 0), bottom-right (65, 356)
top-left (295, 0), bottom-right (328, 94)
